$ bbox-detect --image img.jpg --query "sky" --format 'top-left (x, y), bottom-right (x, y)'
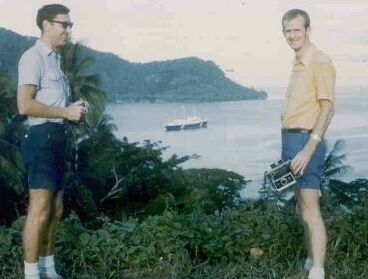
top-left (1, 0), bottom-right (368, 89)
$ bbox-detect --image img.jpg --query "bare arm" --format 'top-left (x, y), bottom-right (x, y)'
top-left (291, 99), bottom-right (334, 174)
top-left (310, 99), bottom-right (334, 139)
top-left (17, 84), bottom-right (85, 121)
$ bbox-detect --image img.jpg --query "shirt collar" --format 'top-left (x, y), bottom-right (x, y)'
top-left (36, 39), bottom-right (60, 58)
top-left (291, 43), bottom-right (316, 67)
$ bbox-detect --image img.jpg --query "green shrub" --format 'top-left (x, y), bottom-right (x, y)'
top-left (2, 200), bottom-right (368, 278)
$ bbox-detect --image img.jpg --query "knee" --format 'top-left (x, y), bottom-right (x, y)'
top-left (54, 203), bottom-right (63, 220)
top-left (29, 205), bottom-right (51, 225)
top-left (298, 204), bottom-right (321, 224)
top-left (49, 199), bottom-right (63, 221)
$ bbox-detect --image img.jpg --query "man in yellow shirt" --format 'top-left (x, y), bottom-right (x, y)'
top-left (281, 9), bottom-right (335, 279)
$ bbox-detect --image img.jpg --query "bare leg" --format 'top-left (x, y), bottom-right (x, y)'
top-left (39, 191), bottom-right (63, 256)
top-left (295, 189), bottom-right (312, 265)
top-left (23, 189), bottom-right (53, 263)
top-left (296, 188), bottom-right (327, 268)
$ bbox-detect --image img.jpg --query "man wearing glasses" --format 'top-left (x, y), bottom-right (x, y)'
top-left (281, 9), bottom-right (335, 279)
top-left (17, 4), bottom-right (86, 279)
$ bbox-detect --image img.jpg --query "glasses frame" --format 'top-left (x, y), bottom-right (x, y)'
top-left (50, 20), bottom-right (73, 29)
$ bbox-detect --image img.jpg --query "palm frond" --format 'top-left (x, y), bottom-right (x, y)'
top-left (323, 139), bottom-right (351, 180)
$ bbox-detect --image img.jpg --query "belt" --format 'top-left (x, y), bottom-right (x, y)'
top-left (281, 128), bottom-right (312, 133)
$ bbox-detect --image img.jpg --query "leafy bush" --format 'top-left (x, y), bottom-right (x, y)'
top-left (2, 198), bottom-right (368, 278)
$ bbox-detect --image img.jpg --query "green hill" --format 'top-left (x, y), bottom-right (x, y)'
top-left (0, 28), bottom-right (267, 102)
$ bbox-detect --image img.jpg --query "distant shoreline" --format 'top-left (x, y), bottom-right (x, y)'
top-left (111, 98), bottom-right (268, 104)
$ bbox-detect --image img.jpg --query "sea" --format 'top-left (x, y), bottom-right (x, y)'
top-left (107, 87), bottom-right (368, 197)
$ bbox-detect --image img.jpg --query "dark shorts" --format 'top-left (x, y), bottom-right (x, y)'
top-left (21, 122), bottom-right (66, 191)
top-left (281, 131), bottom-right (326, 190)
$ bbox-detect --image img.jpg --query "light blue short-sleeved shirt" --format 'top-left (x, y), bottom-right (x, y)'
top-left (18, 39), bottom-right (70, 126)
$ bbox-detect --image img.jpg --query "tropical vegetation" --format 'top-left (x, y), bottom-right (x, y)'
top-left (0, 41), bottom-right (367, 279)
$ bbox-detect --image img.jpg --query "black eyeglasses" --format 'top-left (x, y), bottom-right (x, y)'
top-left (50, 20), bottom-right (73, 29)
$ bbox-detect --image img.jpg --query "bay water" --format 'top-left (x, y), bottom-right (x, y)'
top-left (107, 88), bottom-right (368, 196)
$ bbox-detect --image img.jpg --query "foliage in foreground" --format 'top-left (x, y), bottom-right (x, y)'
top-left (1, 197), bottom-right (368, 279)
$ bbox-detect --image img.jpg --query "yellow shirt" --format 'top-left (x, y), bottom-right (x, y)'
top-left (281, 43), bottom-right (336, 129)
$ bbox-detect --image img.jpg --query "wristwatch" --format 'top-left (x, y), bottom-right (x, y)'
top-left (310, 133), bottom-right (322, 142)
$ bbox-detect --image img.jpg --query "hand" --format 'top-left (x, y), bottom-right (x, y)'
top-left (290, 144), bottom-right (315, 175)
top-left (64, 100), bottom-right (87, 121)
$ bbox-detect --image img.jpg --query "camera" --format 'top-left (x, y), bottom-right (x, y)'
top-left (80, 99), bottom-right (89, 111)
top-left (67, 99), bottom-right (89, 126)
top-left (265, 159), bottom-right (299, 191)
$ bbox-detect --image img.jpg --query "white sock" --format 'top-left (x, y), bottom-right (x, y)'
top-left (308, 267), bottom-right (325, 279)
top-left (24, 261), bottom-right (40, 279)
top-left (39, 255), bottom-right (58, 276)
top-left (304, 256), bottom-right (313, 271)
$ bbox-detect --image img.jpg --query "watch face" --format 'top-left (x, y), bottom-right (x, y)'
top-left (311, 134), bottom-right (321, 142)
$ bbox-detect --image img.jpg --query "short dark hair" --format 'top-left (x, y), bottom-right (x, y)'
top-left (282, 9), bottom-right (310, 31)
top-left (36, 4), bottom-right (70, 31)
